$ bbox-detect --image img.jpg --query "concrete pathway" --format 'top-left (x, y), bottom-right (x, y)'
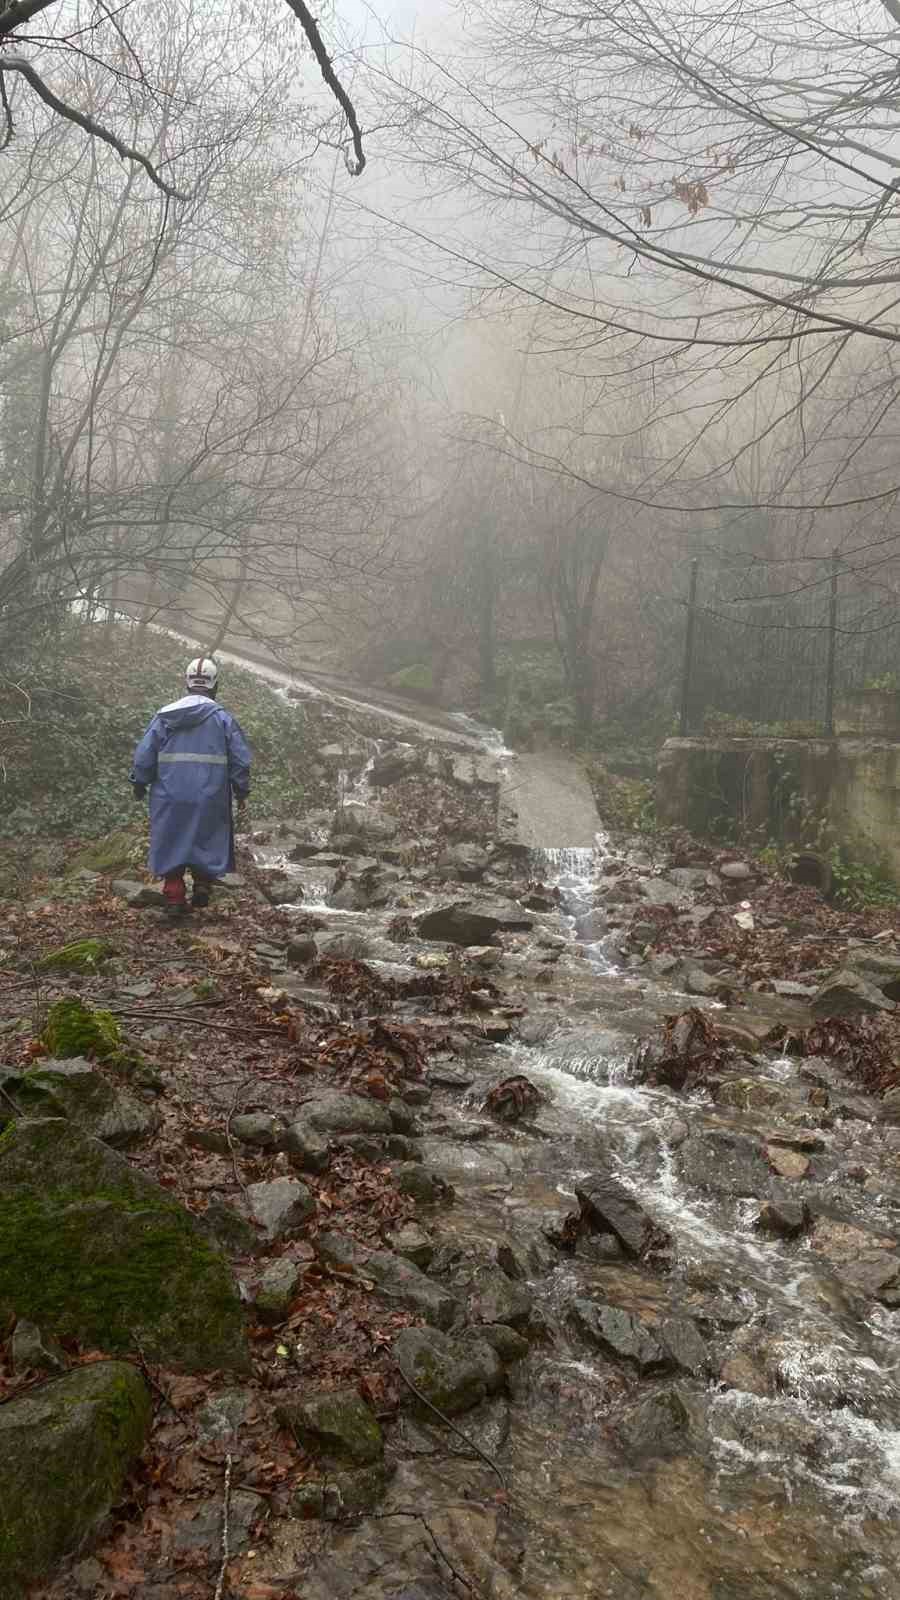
top-left (504, 750), bottom-right (600, 848)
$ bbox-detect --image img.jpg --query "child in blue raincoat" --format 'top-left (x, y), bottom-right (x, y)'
top-left (130, 657), bottom-right (252, 914)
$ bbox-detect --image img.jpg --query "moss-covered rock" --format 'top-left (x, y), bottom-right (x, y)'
top-left (40, 997), bottom-right (120, 1058)
top-left (277, 1388), bottom-right (383, 1466)
top-left (393, 1326), bottom-right (502, 1417)
top-left (0, 1119), bottom-right (249, 1373)
top-left (0, 1359), bottom-right (151, 1600)
top-left (38, 939), bottom-right (115, 973)
top-left (67, 831), bottom-right (143, 877)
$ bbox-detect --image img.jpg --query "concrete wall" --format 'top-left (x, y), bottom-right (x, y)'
top-left (657, 736), bottom-right (900, 882)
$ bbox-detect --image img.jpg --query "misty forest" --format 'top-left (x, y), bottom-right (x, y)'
top-left (4, 2), bottom-right (900, 1597)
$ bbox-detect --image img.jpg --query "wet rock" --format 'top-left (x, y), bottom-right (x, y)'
top-left (246, 1177), bottom-right (315, 1242)
top-left (287, 934), bottom-right (318, 966)
top-left (767, 1145), bottom-right (810, 1180)
top-left (342, 1133), bottom-right (387, 1162)
top-left (300, 1091), bottom-right (393, 1136)
top-left (278, 1387), bottom-right (383, 1465)
top-left (809, 1218), bottom-right (900, 1300)
top-left (618, 1387), bottom-right (694, 1458)
top-left (683, 965), bottom-right (722, 998)
top-left (575, 1174), bottom-right (666, 1258)
top-left (333, 803), bottom-right (399, 842)
top-left (656, 1316), bottom-right (709, 1376)
top-left (428, 1064), bottom-right (474, 1089)
top-left (316, 930), bottom-right (372, 961)
top-left (0, 1119), bottom-right (249, 1371)
top-left (394, 1162), bottom-right (456, 1206)
top-left (282, 1123), bottom-right (330, 1173)
top-left (680, 1129), bottom-right (772, 1199)
top-left (232, 1111), bottom-right (281, 1148)
top-left (649, 952), bottom-right (681, 978)
top-left (255, 1257), bottom-right (304, 1324)
top-left (386, 1134), bottom-right (422, 1161)
top-left (10, 1318), bottom-right (66, 1374)
top-left (714, 1077), bottom-right (796, 1114)
top-left (394, 1326), bottom-right (500, 1415)
top-left (757, 1198), bottom-right (807, 1236)
top-left (0, 1360), bottom-right (152, 1598)
top-left (367, 1252), bottom-right (459, 1327)
top-left (467, 1266), bottom-right (533, 1329)
top-left (811, 969), bottom-right (896, 1018)
top-left (387, 1222), bottom-right (434, 1268)
top-left (387, 1098), bottom-right (419, 1134)
top-left (569, 1301), bottom-right (666, 1374)
top-left (436, 844), bottom-right (490, 881)
top-left (476, 1323), bottom-right (530, 1362)
top-left (418, 899), bottom-right (533, 945)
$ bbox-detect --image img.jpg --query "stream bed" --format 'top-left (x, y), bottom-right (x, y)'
top-left (242, 685), bottom-right (900, 1600)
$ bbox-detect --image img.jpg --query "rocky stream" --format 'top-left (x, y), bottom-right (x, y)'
top-left (2, 666), bottom-right (900, 1600)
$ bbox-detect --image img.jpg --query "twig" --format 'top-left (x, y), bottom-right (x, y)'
top-left (280, 0), bottom-right (365, 174)
top-left (0, 1082), bottom-right (22, 1118)
top-left (213, 1452), bottom-right (233, 1600)
top-left (396, 1368), bottom-right (506, 1490)
top-left (225, 1076), bottom-right (254, 1196)
top-left (108, 1006), bottom-right (285, 1036)
top-left (366, 1509), bottom-right (480, 1595)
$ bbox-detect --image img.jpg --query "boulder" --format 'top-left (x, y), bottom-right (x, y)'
top-left (569, 1301), bottom-right (667, 1374)
top-left (656, 1317), bottom-right (709, 1376)
top-left (369, 747), bottom-right (421, 787)
top-left (756, 1198), bottom-right (807, 1237)
top-left (0, 1361), bottom-right (151, 1598)
top-left (299, 1091), bottom-right (392, 1136)
top-left (393, 1163), bottom-right (455, 1206)
top-left (200, 1198), bottom-right (259, 1256)
top-left (436, 844), bottom-right (491, 882)
top-left (394, 1326), bottom-right (501, 1416)
top-left (314, 1230), bottom-right (372, 1272)
top-left (282, 1123), bottom-right (330, 1173)
top-left (366, 1251), bottom-right (460, 1327)
top-left (315, 931), bottom-right (372, 961)
top-left (418, 900), bottom-right (533, 946)
top-left (387, 1222), bottom-right (434, 1268)
top-left (4, 1059), bottom-right (158, 1149)
top-left (287, 934), bottom-right (318, 966)
top-left (467, 1267), bottom-right (533, 1329)
top-left (332, 804), bottom-right (399, 842)
top-left (575, 1174), bottom-right (664, 1258)
top-left (618, 1387), bottom-right (694, 1458)
top-left (0, 1120), bottom-right (249, 1372)
top-left (811, 969), bottom-right (896, 1018)
top-left (255, 1258), bottom-right (304, 1324)
top-left (10, 1319), bottom-right (66, 1374)
top-left (636, 879), bottom-right (685, 908)
top-left (679, 1129), bottom-right (771, 1199)
top-left (476, 1323), bottom-right (530, 1362)
top-left (246, 1178), bottom-right (315, 1242)
top-left (766, 1146), bottom-right (810, 1180)
top-left (719, 861), bottom-right (752, 881)
top-left (111, 879), bottom-right (167, 908)
top-left (278, 1388), bottom-right (383, 1465)
top-left (714, 1077), bottom-right (796, 1115)
top-left (231, 1112), bottom-right (282, 1149)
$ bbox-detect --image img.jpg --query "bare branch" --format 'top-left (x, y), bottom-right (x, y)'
top-left (0, 55), bottom-right (189, 199)
top-left (280, 0), bottom-right (365, 174)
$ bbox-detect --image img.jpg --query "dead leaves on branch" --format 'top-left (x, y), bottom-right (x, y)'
top-left (633, 1007), bottom-right (735, 1092)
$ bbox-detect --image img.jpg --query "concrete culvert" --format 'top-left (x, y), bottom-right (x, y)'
top-left (788, 850), bottom-right (832, 896)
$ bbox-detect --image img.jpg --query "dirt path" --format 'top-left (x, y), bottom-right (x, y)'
top-left (504, 749), bottom-right (600, 849)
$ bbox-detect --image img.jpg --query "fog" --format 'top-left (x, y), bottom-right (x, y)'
top-left (3, 0), bottom-right (900, 739)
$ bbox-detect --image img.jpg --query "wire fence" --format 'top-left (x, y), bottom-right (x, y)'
top-left (680, 556), bottom-right (900, 736)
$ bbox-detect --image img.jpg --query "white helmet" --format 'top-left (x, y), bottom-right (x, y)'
top-left (185, 656), bottom-right (219, 693)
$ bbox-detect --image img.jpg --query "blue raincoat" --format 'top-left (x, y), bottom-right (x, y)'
top-left (130, 695), bottom-right (252, 879)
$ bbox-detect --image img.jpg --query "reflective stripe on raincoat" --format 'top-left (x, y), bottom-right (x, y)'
top-left (130, 695), bottom-right (252, 879)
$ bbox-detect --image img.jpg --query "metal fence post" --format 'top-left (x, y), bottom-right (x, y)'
top-left (824, 549), bottom-right (839, 736)
top-left (679, 557), bottom-right (700, 736)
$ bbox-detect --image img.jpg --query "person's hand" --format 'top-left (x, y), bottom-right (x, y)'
top-left (132, 784), bottom-right (147, 802)
top-left (235, 793), bottom-right (248, 813)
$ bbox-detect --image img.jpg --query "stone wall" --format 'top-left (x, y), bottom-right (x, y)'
top-left (657, 736), bottom-right (900, 882)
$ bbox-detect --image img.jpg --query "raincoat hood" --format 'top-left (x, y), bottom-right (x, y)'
top-left (157, 694), bottom-right (219, 732)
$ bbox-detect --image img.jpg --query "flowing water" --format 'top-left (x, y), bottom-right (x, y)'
top-left (239, 665), bottom-right (900, 1598)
